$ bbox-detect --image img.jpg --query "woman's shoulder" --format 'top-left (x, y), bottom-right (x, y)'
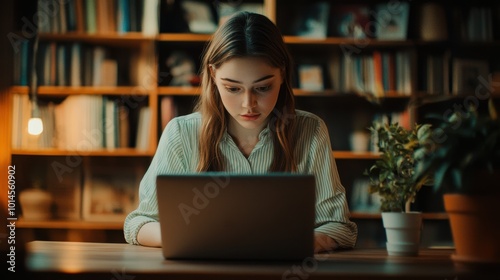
top-left (168, 112), bottom-right (202, 128)
top-left (295, 109), bottom-right (325, 127)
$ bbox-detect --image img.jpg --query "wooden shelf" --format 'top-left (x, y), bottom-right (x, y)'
top-left (351, 212), bottom-right (449, 220)
top-left (11, 148), bottom-right (154, 157)
top-left (17, 219), bottom-right (124, 230)
top-left (158, 86), bottom-right (201, 95)
top-left (284, 36), bottom-right (415, 47)
top-left (157, 33), bottom-right (211, 42)
top-left (11, 149), bottom-right (376, 159)
top-left (333, 151), bottom-right (381, 160)
top-left (11, 85), bottom-right (414, 99)
top-left (10, 86), bottom-right (152, 95)
top-left (157, 86), bottom-right (412, 99)
top-left (415, 92), bottom-right (500, 104)
top-left (39, 32), bottom-right (154, 45)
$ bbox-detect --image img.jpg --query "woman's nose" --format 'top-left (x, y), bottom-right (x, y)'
top-left (242, 91), bottom-right (257, 109)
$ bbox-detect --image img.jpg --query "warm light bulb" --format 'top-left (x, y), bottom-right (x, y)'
top-left (28, 117), bottom-right (44, 135)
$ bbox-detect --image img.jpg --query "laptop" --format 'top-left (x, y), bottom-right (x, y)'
top-left (156, 173), bottom-right (316, 261)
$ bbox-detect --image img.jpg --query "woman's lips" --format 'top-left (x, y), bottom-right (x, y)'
top-left (241, 114), bottom-right (260, 121)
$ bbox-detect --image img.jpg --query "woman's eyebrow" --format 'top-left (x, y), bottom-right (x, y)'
top-left (220, 75), bottom-right (275, 84)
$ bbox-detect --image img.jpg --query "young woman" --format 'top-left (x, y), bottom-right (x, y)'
top-left (124, 12), bottom-right (357, 253)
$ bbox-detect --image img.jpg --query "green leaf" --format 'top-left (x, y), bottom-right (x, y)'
top-left (433, 161), bottom-right (451, 192)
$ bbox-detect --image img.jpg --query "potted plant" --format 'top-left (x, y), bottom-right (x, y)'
top-left (365, 121), bottom-right (432, 256)
top-left (413, 99), bottom-right (500, 267)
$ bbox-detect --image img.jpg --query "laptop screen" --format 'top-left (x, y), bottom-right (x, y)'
top-left (156, 173), bottom-right (316, 261)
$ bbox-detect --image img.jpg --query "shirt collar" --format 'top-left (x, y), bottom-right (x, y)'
top-left (221, 125), bottom-right (272, 142)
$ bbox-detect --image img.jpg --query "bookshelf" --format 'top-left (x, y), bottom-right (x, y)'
top-left (2, 0), bottom-right (499, 247)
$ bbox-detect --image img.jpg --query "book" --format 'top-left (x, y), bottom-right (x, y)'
top-left (80, 46), bottom-right (94, 86)
top-left (118, 105), bottom-right (130, 148)
top-left (417, 3), bottom-right (447, 41)
top-left (100, 59), bottom-right (118, 86)
top-left (135, 106), bottom-right (151, 151)
top-left (91, 47), bottom-right (106, 86)
top-left (11, 94), bottom-right (22, 148)
top-left (15, 39), bottom-right (30, 86)
top-left (66, 0), bottom-right (77, 32)
top-left (372, 51), bottom-right (384, 96)
top-left (117, 0), bottom-right (130, 33)
top-left (70, 43), bottom-right (82, 86)
top-left (142, 0), bottom-right (159, 35)
top-left (58, 0), bottom-right (67, 33)
top-left (96, 0), bottom-right (111, 33)
top-left (129, 0), bottom-right (138, 32)
top-left (107, 0), bottom-right (117, 33)
top-left (104, 98), bottom-right (116, 149)
top-left (85, 0), bottom-right (97, 34)
top-left (160, 96), bottom-right (177, 130)
top-left (56, 44), bottom-right (68, 86)
top-left (74, 0), bottom-right (85, 33)
top-left (54, 95), bottom-right (104, 150)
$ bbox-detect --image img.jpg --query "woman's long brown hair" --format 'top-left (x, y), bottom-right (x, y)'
top-left (195, 12), bottom-right (297, 172)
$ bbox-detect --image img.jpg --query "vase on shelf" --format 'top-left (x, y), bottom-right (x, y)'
top-left (19, 184), bottom-right (53, 221)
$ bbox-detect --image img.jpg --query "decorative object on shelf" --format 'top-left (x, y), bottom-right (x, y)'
top-left (350, 129), bottom-right (370, 152)
top-left (181, 0), bottom-right (218, 34)
top-left (217, 2), bottom-right (264, 26)
top-left (82, 162), bottom-right (143, 222)
top-left (365, 121), bottom-right (432, 256)
top-left (374, 1), bottom-right (410, 40)
top-left (165, 51), bottom-right (199, 86)
top-left (298, 64), bottom-right (324, 91)
top-left (414, 99), bottom-right (500, 268)
top-left (290, 1), bottom-right (330, 38)
top-left (19, 180), bottom-right (53, 221)
top-left (328, 4), bottom-right (370, 38)
top-left (452, 58), bottom-right (489, 95)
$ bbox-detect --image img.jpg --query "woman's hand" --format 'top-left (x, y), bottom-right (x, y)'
top-left (314, 232), bottom-right (339, 253)
top-left (137, 222), bottom-right (162, 247)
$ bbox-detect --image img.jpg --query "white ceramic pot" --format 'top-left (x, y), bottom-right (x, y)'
top-left (382, 212), bottom-right (422, 256)
top-left (19, 188), bottom-right (53, 221)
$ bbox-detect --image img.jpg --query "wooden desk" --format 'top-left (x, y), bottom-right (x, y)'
top-left (24, 241), bottom-right (492, 279)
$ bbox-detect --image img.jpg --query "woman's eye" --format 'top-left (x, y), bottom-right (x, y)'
top-left (255, 86), bottom-right (271, 92)
top-left (225, 87), bottom-right (241, 93)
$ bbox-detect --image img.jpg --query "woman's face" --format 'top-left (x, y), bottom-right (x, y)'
top-left (212, 57), bottom-right (282, 133)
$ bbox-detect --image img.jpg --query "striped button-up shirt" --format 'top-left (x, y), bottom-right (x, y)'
top-left (124, 110), bottom-right (358, 248)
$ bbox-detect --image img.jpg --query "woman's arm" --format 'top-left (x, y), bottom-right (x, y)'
top-left (304, 115), bottom-right (358, 248)
top-left (314, 232), bottom-right (339, 253)
top-left (137, 222), bottom-right (162, 247)
top-left (123, 117), bottom-right (191, 245)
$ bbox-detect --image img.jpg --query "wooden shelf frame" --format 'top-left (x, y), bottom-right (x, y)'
top-left (351, 212), bottom-right (449, 220)
top-left (10, 86), bottom-right (153, 96)
top-left (11, 148), bottom-right (154, 157)
top-left (17, 219), bottom-right (124, 230)
top-left (16, 212), bottom-right (449, 231)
